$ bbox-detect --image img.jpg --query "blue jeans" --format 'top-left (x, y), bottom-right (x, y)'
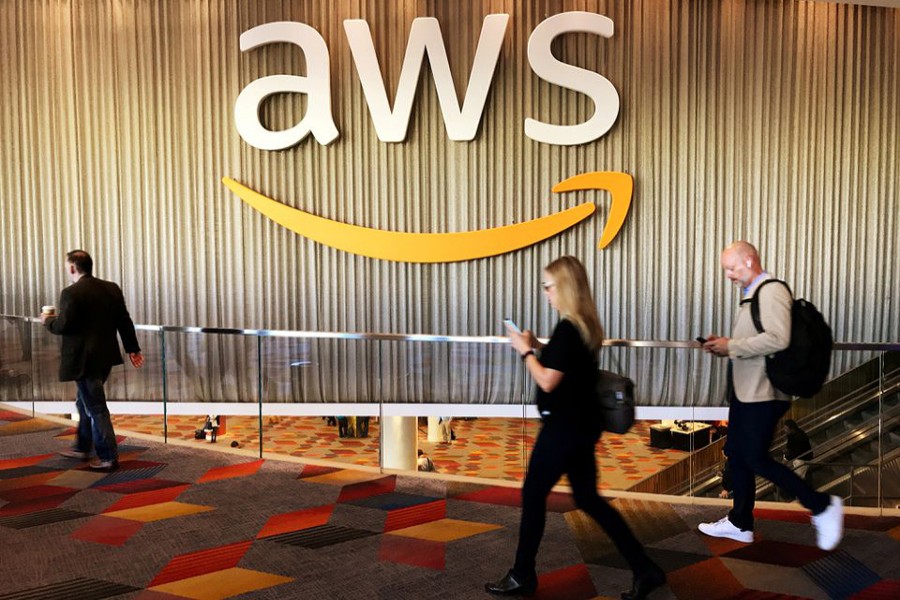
top-left (74, 371), bottom-right (118, 462)
top-left (724, 398), bottom-right (828, 530)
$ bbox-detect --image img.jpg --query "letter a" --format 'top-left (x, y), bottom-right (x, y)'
top-left (235, 22), bottom-right (339, 149)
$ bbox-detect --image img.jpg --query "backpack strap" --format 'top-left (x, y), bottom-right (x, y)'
top-left (742, 278), bottom-right (792, 334)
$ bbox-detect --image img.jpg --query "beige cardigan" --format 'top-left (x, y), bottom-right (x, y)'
top-left (727, 274), bottom-right (793, 403)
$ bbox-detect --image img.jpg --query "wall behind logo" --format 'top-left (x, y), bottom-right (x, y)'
top-left (0, 1), bottom-right (897, 405)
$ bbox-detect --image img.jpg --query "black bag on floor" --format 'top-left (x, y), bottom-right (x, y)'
top-left (596, 369), bottom-right (635, 434)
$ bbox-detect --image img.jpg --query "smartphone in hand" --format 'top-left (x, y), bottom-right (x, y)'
top-left (503, 318), bottom-right (522, 334)
top-left (696, 336), bottom-right (707, 345)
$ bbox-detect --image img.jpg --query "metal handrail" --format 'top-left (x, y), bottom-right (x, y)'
top-left (802, 458), bottom-right (898, 468)
top-left (3, 314), bottom-right (899, 350)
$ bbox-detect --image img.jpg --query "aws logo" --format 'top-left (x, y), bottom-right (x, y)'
top-left (223, 172), bottom-right (631, 263)
top-left (226, 11), bottom-right (633, 262)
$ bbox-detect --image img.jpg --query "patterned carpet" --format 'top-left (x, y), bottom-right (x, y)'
top-left (107, 415), bottom-right (687, 490)
top-left (2, 406), bottom-right (899, 600)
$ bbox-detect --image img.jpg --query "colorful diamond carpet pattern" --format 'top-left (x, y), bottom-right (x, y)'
top-left (0, 409), bottom-right (898, 599)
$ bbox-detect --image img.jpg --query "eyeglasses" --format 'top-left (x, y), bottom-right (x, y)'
top-left (541, 282), bottom-right (556, 291)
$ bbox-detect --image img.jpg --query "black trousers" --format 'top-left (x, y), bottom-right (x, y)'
top-left (513, 420), bottom-right (648, 577)
top-left (724, 398), bottom-right (829, 530)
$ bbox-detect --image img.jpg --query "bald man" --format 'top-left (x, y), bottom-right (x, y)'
top-left (698, 242), bottom-right (843, 551)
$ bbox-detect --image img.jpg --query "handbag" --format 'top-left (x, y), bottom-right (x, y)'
top-left (596, 369), bottom-right (635, 434)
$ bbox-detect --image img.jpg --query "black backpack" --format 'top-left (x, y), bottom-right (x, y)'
top-left (596, 369), bottom-right (635, 434)
top-left (747, 279), bottom-right (833, 398)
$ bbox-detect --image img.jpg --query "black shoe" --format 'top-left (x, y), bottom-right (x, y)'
top-left (621, 564), bottom-right (666, 600)
top-left (485, 569), bottom-right (538, 596)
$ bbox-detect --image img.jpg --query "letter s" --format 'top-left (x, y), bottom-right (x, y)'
top-left (525, 12), bottom-right (620, 146)
top-left (235, 22), bottom-right (339, 149)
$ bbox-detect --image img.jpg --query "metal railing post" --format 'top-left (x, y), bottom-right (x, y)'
top-left (877, 352), bottom-right (884, 510)
top-left (378, 340), bottom-right (383, 473)
top-left (258, 335), bottom-right (264, 459)
top-left (161, 328), bottom-right (168, 442)
top-left (30, 318), bottom-right (36, 417)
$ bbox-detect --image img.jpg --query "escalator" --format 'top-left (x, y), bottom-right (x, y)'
top-left (649, 351), bottom-right (900, 507)
top-left (757, 370), bottom-right (900, 506)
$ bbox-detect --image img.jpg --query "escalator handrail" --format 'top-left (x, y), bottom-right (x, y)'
top-left (769, 371), bottom-right (900, 452)
top-left (798, 369), bottom-right (899, 434)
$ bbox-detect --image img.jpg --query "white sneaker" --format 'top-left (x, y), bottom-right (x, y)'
top-left (698, 516), bottom-right (754, 543)
top-left (811, 495), bottom-right (844, 551)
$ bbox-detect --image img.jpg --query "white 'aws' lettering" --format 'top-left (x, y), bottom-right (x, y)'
top-left (234, 11), bottom-right (620, 149)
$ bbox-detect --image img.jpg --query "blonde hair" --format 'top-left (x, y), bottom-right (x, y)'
top-left (545, 255), bottom-right (604, 351)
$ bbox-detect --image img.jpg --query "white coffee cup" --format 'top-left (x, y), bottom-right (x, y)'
top-left (41, 305), bottom-right (56, 316)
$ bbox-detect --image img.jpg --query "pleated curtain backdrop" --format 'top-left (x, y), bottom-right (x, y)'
top-left (1, 0), bottom-right (897, 406)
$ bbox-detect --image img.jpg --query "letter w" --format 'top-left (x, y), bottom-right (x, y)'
top-left (344, 15), bottom-right (509, 142)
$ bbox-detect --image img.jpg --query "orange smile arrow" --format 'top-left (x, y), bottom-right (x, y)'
top-left (222, 171), bottom-right (632, 262)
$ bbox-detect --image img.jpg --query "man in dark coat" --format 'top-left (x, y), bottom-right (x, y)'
top-left (42, 250), bottom-right (144, 470)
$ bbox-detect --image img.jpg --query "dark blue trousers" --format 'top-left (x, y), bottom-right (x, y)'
top-left (724, 398), bottom-right (829, 530)
top-left (73, 367), bottom-right (118, 462)
top-left (513, 420), bottom-right (648, 577)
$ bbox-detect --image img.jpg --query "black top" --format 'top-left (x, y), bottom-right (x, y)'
top-left (534, 319), bottom-right (598, 431)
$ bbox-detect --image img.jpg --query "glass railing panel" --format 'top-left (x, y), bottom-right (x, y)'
top-left (798, 347), bottom-right (881, 416)
top-left (258, 335), bottom-right (380, 468)
top-left (17, 319), bottom-right (78, 423)
top-left (0, 318), bottom-right (168, 440)
top-left (106, 327), bottom-right (167, 440)
top-left (688, 343), bottom-right (728, 501)
top-left (0, 316), bottom-right (35, 405)
top-left (160, 330), bottom-right (261, 453)
top-left (5, 311), bottom-right (897, 513)
top-left (596, 344), bottom-right (724, 496)
top-left (796, 463), bottom-right (879, 508)
top-left (26, 319), bottom-right (70, 406)
top-left (781, 349), bottom-right (890, 508)
top-left (686, 347), bottom-right (896, 508)
top-left (878, 350), bottom-right (900, 509)
top-left (104, 328), bottom-right (164, 401)
top-left (376, 337), bottom-right (530, 482)
top-left (162, 330), bottom-right (261, 402)
top-left (601, 344), bottom-right (727, 409)
top-left (610, 344), bottom-right (900, 502)
top-left (444, 339), bottom-right (531, 483)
